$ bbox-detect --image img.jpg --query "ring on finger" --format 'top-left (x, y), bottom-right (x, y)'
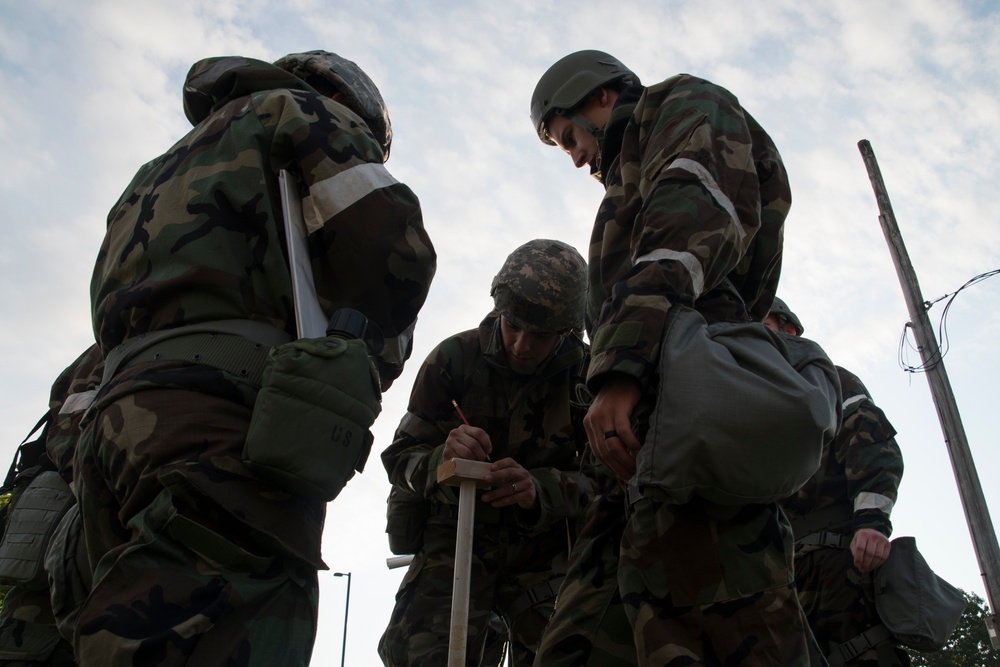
top-left (510, 482), bottom-right (518, 493)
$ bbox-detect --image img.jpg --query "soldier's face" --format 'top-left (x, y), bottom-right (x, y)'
top-left (546, 89), bottom-right (615, 176)
top-left (763, 314), bottom-right (798, 336)
top-left (500, 316), bottom-right (562, 375)
top-left (547, 114), bottom-right (600, 173)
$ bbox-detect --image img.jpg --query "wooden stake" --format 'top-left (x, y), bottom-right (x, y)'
top-left (436, 458), bottom-right (492, 665)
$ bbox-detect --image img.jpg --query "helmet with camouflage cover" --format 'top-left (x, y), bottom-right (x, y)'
top-left (530, 50), bottom-right (640, 145)
top-left (273, 50), bottom-right (393, 161)
top-left (490, 239), bottom-right (587, 332)
top-left (768, 297), bottom-right (804, 336)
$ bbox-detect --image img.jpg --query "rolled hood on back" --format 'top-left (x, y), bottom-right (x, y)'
top-left (182, 56), bottom-right (317, 126)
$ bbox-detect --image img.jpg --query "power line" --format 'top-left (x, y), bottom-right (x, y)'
top-left (898, 269), bottom-right (1000, 374)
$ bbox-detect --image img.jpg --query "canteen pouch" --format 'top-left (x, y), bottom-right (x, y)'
top-left (874, 536), bottom-right (966, 651)
top-left (385, 486), bottom-right (429, 555)
top-left (631, 305), bottom-right (842, 505)
top-left (0, 471), bottom-right (75, 589)
top-left (243, 335), bottom-right (382, 502)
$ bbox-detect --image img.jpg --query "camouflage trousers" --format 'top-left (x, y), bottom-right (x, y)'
top-left (0, 586), bottom-right (75, 666)
top-left (74, 385), bottom-right (324, 666)
top-left (379, 519), bottom-right (568, 666)
top-left (533, 482), bottom-right (637, 666)
top-left (619, 492), bottom-right (817, 666)
top-left (795, 546), bottom-right (909, 666)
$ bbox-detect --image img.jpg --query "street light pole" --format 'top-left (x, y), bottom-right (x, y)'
top-left (333, 572), bottom-right (352, 667)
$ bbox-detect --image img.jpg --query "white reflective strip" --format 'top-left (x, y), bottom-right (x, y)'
top-left (669, 158), bottom-right (745, 242)
top-left (60, 389), bottom-right (98, 415)
top-left (302, 163), bottom-right (398, 233)
top-left (843, 394), bottom-right (868, 411)
top-left (634, 248), bottom-right (706, 297)
top-left (402, 455), bottom-right (424, 494)
top-left (855, 492), bottom-right (894, 515)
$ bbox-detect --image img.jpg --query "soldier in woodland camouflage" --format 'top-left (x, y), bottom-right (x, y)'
top-left (378, 239), bottom-right (595, 666)
top-left (77, 51), bottom-right (435, 665)
top-left (0, 345), bottom-right (101, 667)
top-left (530, 51), bottom-right (812, 665)
top-left (767, 298), bottom-right (909, 666)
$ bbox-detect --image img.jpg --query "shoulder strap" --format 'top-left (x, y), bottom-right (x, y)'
top-left (2, 413), bottom-right (52, 491)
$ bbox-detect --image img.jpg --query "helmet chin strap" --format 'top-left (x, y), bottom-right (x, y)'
top-left (565, 112), bottom-right (604, 180)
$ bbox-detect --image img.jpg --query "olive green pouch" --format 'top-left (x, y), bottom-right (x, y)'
top-left (243, 335), bottom-right (382, 501)
top-left (385, 486), bottom-right (429, 555)
top-left (631, 306), bottom-right (842, 506)
top-left (0, 471), bottom-right (75, 590)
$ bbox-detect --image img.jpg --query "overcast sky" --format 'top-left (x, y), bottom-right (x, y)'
top-left (2, 0), bottom-right (999, 663)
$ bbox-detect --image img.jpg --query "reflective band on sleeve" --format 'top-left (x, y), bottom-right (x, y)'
top-left (669, 158), bottom-right (745, 243)
top-left (855, 492), bottom-right (894, 515)
top-left (60, 389), bottom-right (98, 414)
top-left (302, 163), bottom-right (399, 233)
top-left (843, 394), bottom-right (868, 411)
top-left (634, 248), bottom-right (706, 297)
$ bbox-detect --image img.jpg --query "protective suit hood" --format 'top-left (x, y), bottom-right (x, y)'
top-left (182, 56), bottom-right (315, 126)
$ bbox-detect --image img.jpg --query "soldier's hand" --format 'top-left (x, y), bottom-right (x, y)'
top-left (851, 528), bottom-right (891, 572)
top-left (444, 424), bottom-right (493, 462)
top-left (482, 458), bottom-right (537, 509)
top-left (584, 375), bottom-right (642, 481)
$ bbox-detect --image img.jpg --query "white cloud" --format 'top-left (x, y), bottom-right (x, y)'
top-left (2, 0), bottom-right (998, 662)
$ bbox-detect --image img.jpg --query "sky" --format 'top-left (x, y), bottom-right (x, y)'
top-left (1, 0), bottom-right (999, 663)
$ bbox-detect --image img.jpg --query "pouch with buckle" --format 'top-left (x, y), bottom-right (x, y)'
top-left (243, 309), bottom-right (382, 501)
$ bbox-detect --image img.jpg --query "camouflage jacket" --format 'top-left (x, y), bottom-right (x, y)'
top-left (90, 56), bottom-right (436, 387)
top-left (781, 366), bottom-right (904, 538)
top-left (380, 312), bottom-right (595, 533)
top-left (587, 75), bottom-right (791, 391)
top-left (45, 345), bottom-right (104, 485)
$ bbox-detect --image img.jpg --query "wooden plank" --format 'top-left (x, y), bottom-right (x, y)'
top-left (436, 458), bottom-right (492, 487)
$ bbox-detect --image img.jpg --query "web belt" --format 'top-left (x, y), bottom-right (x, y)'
top-left (828, 624), bottom-right (893, 666)
top-left (796, 530), bottom-right (851, 549)
top-left (101, 320), bottom-right (293, 388)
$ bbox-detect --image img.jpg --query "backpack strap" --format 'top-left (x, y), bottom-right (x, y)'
top-left (505, 576), bottom-right (565, 621)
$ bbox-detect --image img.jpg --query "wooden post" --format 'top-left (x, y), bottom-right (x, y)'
top-left (436, 458), bottom-right (492, 665)
top-left (859, 139), bottom-right (1000, 648)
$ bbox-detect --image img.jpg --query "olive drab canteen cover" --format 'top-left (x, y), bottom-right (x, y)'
top-left (874, 536), bottom-right (966, 651)
top-left (243, 334), bottom-right (382, 502)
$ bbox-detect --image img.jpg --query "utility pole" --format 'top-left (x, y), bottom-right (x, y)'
top-left (859, 139), bottom-right (1000, 649)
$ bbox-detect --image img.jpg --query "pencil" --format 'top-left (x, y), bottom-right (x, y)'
top-left (451, 399), bottom-right (470, 425)
top-left (452, 399), bottom-right (490, 461)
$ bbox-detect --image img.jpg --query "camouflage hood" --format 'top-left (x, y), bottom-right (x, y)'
top-left (182, 56), bottom-right (316, 126)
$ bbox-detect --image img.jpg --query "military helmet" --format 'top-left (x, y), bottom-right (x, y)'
top-left (491, 239), bottom-right (587, 332)
top-left (530, 50), bottom-right (639, 145)
top-left (273, 50), bottom-right (393, 161)
top-left (768, 297), bottom-right (804, 335)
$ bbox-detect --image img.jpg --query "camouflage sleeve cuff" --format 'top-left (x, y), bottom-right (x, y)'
top-left (426, 445), bottom-right (459, 504)
top-left (852, 509), bottom-right (892, 537)
top-left (516, 469), bottom-right (596, 532)
top-left (586, 350), bottom-right (650, 394)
